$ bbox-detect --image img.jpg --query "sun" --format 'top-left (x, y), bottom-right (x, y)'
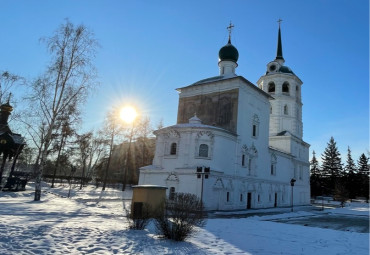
top-left (120, 106), bottom-right (138, 124)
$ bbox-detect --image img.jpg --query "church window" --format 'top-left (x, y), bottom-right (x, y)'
top-left (170, 143), bottom-right (177, 155)
top-left (282, 82), bottom-right (289, 94)
top-left (284, 105), bottom-right (288, 115)
top-left (271, 154), bottom-right (277, 176)
top-left (270, 105), bottom-right (272, 114)
top-left (169, 187), bottom-right (176, 200)
top-left (242, 154), bottom-right (246, 167)
top-left (248, 158), bottom-right (252, 174)
top-left (199, 144), bottom-right (209, 157)
top-left (227, 192), bottom-right (230, 202)
top-left (240, 194), bottom-right (243, 202)
top-left (268, 82), bottom-right (275, 93)
top-left (252, 114), bottom-right (259, 138)
top-left (258, 194), bottom-right (261, 203)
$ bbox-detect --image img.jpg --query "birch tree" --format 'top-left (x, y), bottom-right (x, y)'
top-left (26, 20), bottom-right (98, 201)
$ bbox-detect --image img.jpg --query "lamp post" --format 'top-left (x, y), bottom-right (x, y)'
top-left (196, 166), bottom-right (210, 206)
top-left (290, 178), bottom-right (296, 212)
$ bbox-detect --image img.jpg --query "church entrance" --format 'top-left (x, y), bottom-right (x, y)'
top-left (274, 193), bottom-right (278, 207)
top-left (247, 193), bottom-right (252, 209)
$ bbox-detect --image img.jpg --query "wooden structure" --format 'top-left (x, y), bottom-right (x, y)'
top-left (0, 99), bottom-right (26, 189)
top-left (131, 185), bottom-right (167, 218)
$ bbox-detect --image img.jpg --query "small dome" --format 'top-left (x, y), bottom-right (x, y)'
top-left (189, 114), bottom-right (202, 124)
top-left (279, 66), bottom-right (294, 74)
top-left (219, 40), bottom-right (239, 63)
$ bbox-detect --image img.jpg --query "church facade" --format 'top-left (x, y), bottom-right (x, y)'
top-left (138, 24), bottom-right (310, 210)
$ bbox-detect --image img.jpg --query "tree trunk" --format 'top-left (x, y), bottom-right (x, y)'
top-left (102, 132), bottom-right (114, 191)
top-left (51, 134), bottom-right (66, 188)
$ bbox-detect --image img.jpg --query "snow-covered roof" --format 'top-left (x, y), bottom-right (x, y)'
top-left (176, 75), bottom-right (273, 99)
top-left (157, 122), bottom-right (237, 136)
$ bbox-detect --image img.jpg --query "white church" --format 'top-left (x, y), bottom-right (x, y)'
top-left (138, 23), bottom-right (310, 210)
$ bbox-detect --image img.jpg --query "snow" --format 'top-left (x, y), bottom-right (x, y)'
top-left (0, 183), bottom-right (368, 255)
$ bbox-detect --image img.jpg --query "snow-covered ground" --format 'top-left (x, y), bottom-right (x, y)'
top-left (0, 183), bottom-right (368, 255)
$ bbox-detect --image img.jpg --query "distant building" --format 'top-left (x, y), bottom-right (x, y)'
top-left (139, 24), bottom-right (310, 210)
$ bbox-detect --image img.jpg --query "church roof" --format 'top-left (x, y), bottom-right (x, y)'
top-left (156, 122), bottom-right (237, 137)
top-left (177, 75), bottom-right (273, 99)
top-left (275, 23), bottom-right (284, 62)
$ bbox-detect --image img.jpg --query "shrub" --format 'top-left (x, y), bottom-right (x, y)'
top-left (154, 193), bottom-right (206, 241)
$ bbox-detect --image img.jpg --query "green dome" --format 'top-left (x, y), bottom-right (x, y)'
top-left (279, 66), bottom-right (294, 74)
top-left (219, 41), bottom-right (239, 62)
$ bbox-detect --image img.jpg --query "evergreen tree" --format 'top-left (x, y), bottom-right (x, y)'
top-left (357, 153), bottom-right (369, 199)
top-left (310, 150), bottom-right (322, 197)
top-left (310, 151), bottom-right (320, 176)
top-left (321, 137), bottom-right (343, 191)
top-left (344, 147), bottom-right (357, 174)
top-left (344, 147), bottom-right (358, 199)
top-left (357, 153), bottom-right (369, 176)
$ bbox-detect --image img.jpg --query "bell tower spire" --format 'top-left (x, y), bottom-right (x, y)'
top-left (275, 19), bottom-right (285, 64)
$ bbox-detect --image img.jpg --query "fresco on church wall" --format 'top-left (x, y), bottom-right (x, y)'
top-left (176, 89), bottom-right (239, 133)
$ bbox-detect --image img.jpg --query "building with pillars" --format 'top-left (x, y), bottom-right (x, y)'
top-left (138, 24), bottom-right (310, 210)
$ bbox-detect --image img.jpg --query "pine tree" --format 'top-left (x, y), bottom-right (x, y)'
top-left (310, 151), bottom-right (320, 176)
top-left (310, 150), bottom-right (322, 197)
top-left (357, 153), bottom-right (369, 199)
top-left (321, 137), bottom-right (343, 191)
top-left (344, 147), bottom-right (357, 174)
top-left (357, 153), bottom-right (369, 176)
top-left (344, 147), bottom-right (358, 199)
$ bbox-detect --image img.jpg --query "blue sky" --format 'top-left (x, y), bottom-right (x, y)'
top-left (1, 0), bottom-right (369, 162)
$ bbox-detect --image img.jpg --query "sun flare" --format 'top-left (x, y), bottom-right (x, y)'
top-left (120, 106), bottom-right (138, 124)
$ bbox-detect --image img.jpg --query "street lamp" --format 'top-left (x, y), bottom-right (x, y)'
top-left (196, 166), bottom-right (210, 206)
top-left (121, 106), bottom-right (138, 191)
top-left (290, 178), bottom-right (296, 212)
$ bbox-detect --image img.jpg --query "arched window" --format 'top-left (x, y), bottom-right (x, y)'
top-left (282, 82), bottom-right (289, 94)
top-left (268, 82), bottom-right (275, 93)
top-left (199, 144), bottom-right (209, 157)
top-left (284, 105), bottom-right (288, 115)
top-left (170, 143), bottom-right (177, 155)
top-left (252, 114), bottom-right (259, 138)
top-left (271, 153), bottom-right (277, 176)
top-left (242, 154), bottom-right (246, 167)
top-left (270, 105), bottom-right (272, 114)
top-left (169, 187), bottom-right (176, 200)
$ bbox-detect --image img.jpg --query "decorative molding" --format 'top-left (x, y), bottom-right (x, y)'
top-left (166, 172), bottom-right (179, 183)
top-left (196, 130), bottom-right (214, 139)
top-left (213, 178), bottom-right (224, 189)
top-left (164, 129), bottom-right (180, 138)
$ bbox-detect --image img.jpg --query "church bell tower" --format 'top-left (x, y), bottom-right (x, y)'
top-left (257, 21), bottom-right (304, 139)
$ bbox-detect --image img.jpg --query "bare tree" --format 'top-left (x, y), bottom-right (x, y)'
top-left (75, 132), bottom-right (92, 189)
top-left (100, 108), bottom-right (126, 191)
top-left (25, 20), bottom-right (98, 201)
top-left (0, 71), bottom-right (21, 104)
